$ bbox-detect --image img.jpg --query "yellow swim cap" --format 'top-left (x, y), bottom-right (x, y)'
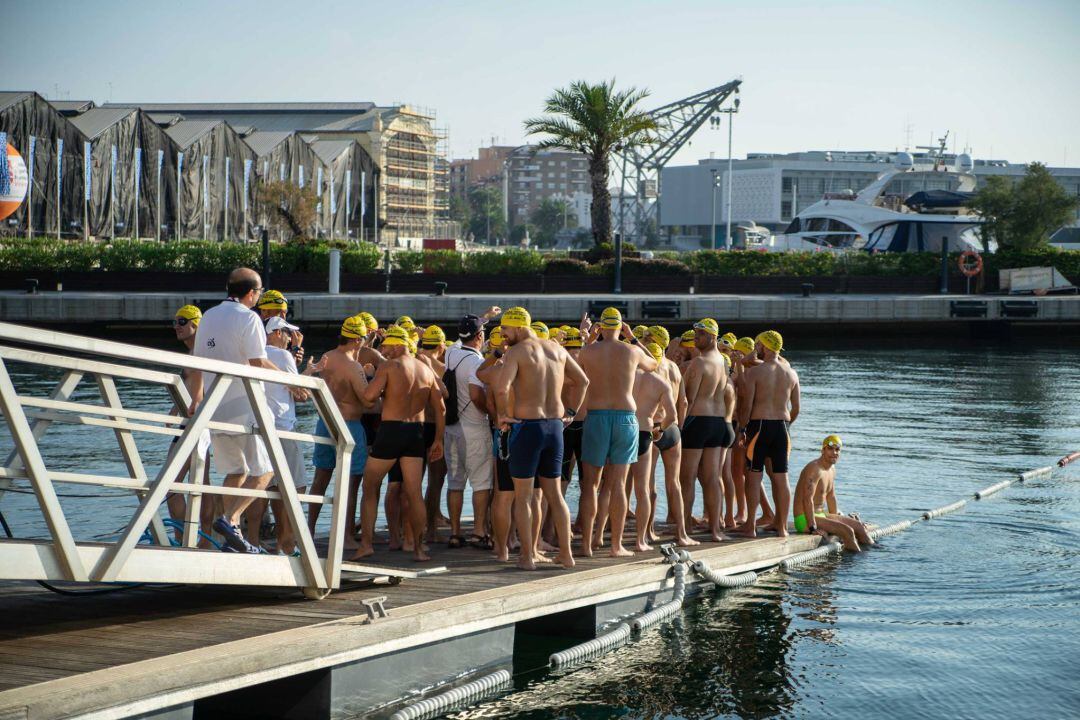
top-left (358, 311), bottom-right (378, 332)
top-left (340, 315), bottom-right (367, 339)
top-left (599, 306), bottom-right (622, 329)
top-left (562, 327), bottom-right (583, 348)
top-left (756, 330), bottom-right (783, 353)
top-left (632, 325), bottom-right (648, 340)
top-left (559, 325), bottom-right (573, 334)
top-left (721, 353), bottom-right (732, 368)
top-left (381, 324), bottom-right (409, 347)
top-left (530, 321), bottom-right (550, 339)
top-left (255, 290), bottom-right (288, 311)
top-left (823, 434), bottom-right (843, 449)
top-left (500, 306), bottom-right (531, 329)
top-left (488, 326), bottom-right (504, 348)
top-left (396, 316), bottom-right (415, 330)
top-left (647, 325), bottom-right (670, 349)
top-left (720, 332), bottom-right (737, 348)
top-left (421, 325), bottom-right (446, 347)
top-left (645, 342), bottom-right (664, 362)
top-left (693, 318), bottom-right (719, 336)
top-left (407, 339), bottom-right (418, 355)
top-left (680, 329), bottom-right (695, 348)
top-left (174, 304), bottom-right (202, 327)
top-left (734, 337), bottom-right (755, 355)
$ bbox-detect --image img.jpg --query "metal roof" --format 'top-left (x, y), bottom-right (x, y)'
top-left (105, 101), bottom-right (375, 113)
top-left (244, 131), bottom-right (292, 157)
top-left (69, 107), bottom-right (136, 140)
top-left (148, 113), bottom-right (183, 127)
top-left (48, 99), bottom-right (95, 115)
top-left (165, 119), bottom-right (222, 148)
top-left (312, 110), bottom-right (377, 132)
top-left (309, 138), bottom-right (355, 164)
top-left (0, 91), bottom-right (33, 113)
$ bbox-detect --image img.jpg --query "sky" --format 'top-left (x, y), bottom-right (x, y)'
top-left (4, 0), bottom-right (1079, 167)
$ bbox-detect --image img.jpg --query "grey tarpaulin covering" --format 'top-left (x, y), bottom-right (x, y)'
top-left (308, 137), bottom-right (378, 240)
top-left (247, 131), bottom-right (322, 237)
top-left (0, 91), bottom-right (87, 237)
top-left (165, 120), bottom-right (255, 240)
top-left (69, 107), bottom-right (179, 239)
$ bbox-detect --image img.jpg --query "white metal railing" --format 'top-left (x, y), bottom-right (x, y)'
top-left (0, 321), bottom-right (355, 599)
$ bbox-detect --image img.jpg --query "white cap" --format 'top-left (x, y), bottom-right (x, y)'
top-left (265, 316), bottom-right (300, 334)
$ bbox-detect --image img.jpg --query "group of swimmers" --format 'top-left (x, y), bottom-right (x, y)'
top-left (169, 267), bottom-right (873, 567)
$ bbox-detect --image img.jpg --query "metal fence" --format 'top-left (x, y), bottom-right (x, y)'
top-left (0, 322), bottom-right (355, 599)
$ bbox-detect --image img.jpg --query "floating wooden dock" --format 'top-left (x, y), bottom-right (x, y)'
top-left (0, 532), bottom-right (824, 720)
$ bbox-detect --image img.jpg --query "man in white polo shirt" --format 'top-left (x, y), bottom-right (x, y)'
top-left (188, 267), bottom-right (296, 554)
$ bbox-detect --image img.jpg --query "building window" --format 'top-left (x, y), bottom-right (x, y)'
top-left (782, 177), bottom-right (793, 192)
top-left (560, 161), bottom-right (567, 167)
top-left (547, 183), bottom-right (555, 189)
top-left (781, 200), bottom-right (792, 218)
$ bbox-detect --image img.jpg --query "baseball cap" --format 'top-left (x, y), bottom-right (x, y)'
top-left (500, 306), bottom-right (531, 329)
top-left (599, 307), bottom-right (622, 328)
top-left (693, 318), bottom-right (719, 336)
top-left (647, 325), bottom-right (670, 348)
top-left (255, 290), bottom-right (288, 311)
top-left (174, 305), bottom-right (202, 327)
top-left (422, 325), bottom-right (446, 347)
top-left (531, 321), bottom-right (550, 339)
top-left (340, 316), bottom-right (367, 339)
top-left (265, 316), bottom-right (299, 334)
top-left (757, 330), bottom-right (783, 353)
top-left (381, 325), bottom-right (409, 347)
top-left (457, 314), bottom-right (485, 339)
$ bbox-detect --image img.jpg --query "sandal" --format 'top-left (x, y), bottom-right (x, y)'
top-left (472, 535), bottom-right (494, 551)
top-left (447, 535), bottom-right (467, 549)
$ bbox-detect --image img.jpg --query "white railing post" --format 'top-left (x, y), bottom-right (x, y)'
top-left (0, 359), bottom-right (89, 581)
top-left (315, 385), bottom-right (354, 588)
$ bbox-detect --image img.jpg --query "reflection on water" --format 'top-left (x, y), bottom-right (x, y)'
top-left (1, 337), bottom-right (1079, 719)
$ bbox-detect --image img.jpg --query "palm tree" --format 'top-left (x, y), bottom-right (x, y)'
top-left (524, 79), bottom-right (657, 248)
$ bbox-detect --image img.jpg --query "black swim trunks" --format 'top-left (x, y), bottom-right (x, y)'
top-left (744, 419), bottom-right (790, 474)
top-left (361, 413), bottom-right (381, 448)
top-left (682, 416), bottom-right (735, 449)
top-left (561, 420), bottom-right (584, 484)
top-left (654, 424), bottom-right (681, 451)
top-left (370, 421), bottom-right (426, 461)
top-left (637, 430), bottom-right (653, 458)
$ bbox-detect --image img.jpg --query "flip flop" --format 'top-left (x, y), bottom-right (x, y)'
top-left (472, 535), bottom-right (494, 551)
top-left (447, 535), bottom-right (467, 549)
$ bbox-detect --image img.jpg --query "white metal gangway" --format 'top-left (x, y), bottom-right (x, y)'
top-left (0, 321), bottom-right (356, 599)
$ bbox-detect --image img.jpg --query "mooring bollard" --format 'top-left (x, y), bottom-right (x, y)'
top-left (328, 249), bottom-right (341, 294)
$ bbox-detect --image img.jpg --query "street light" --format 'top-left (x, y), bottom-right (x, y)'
top-left (709, 169), bottom-right (722, 250)
top-left (711, 95), bottom-right (740, 250)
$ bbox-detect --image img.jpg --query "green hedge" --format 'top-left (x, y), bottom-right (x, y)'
top-left (0, 238), bottom-right (381, 274)
top-left (1, 237), bottom-right (1077, 278)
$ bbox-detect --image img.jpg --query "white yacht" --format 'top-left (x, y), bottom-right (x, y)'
top-left (768, 149), bottom-right (994, 253)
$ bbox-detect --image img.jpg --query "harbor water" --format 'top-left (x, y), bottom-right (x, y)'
top-left (1, 336), bottom-right (1078, 719)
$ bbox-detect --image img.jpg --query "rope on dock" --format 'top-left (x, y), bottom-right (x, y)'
top-left (549, 623), bottom-right (632, 668)
top-left (630, 563), bottom-right (687, 633)
top-left (388, 669), bottom-right (512, 720)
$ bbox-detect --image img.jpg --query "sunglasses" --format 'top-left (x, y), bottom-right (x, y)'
top-left (173, 318), bottom-right (192, 327)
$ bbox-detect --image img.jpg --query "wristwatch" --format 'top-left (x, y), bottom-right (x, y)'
top-left (566, 407), bottom-right (577, 417)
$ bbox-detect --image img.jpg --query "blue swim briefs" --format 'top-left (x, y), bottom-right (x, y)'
top-left (313, 417), bottom-right (367, 474)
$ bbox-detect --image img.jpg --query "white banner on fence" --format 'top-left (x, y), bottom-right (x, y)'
top-left (177, 151), bottom-right (184, 175)
top-left (298, 165), bottom-right (304, 189)
top-left (83, 141), bottom-right (92, 200)
top-left (345, 169), bottom-right (351, 229)
top-left (56, 138), bottom-right (63, 207)
top-left (28, 136), bottom-right (36, 185)
top-left (330, 172), bottom-right (336, 214)
top-left (263, 160), bottom-right (268, 179)
top-left (133, 147), bottom-right (142, 202)
top-left (202, 154), bottom-right (209, 209)
top-left (243, 158), bottom-right (252, 213)
top-left (360, 170), bottom-right (365, 220)
top-left (316, 166), bottom-right (323, 214)
top-left (110, 145), bottom-right (117, 206)
top-left (279, 162), bottom-right (286, 183)
top-left (224, 156), bottom-right (231, 215)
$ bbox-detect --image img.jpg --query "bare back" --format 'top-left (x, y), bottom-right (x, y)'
top-left (501, 337), bottom-right (566, 419)
top-left (746, 358), bottom-right (800, 421)
top-left (321, 347), bottom-right (369, 420)
top-left (377, 356), bottom-right (436, 422)
top-left (578, 340), bottom-right (649, 412)
top-left (683, 349), bottom-right (729, 417)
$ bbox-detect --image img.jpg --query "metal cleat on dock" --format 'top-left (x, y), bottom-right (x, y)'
top-left (361, 596), bottom-right (389, 623)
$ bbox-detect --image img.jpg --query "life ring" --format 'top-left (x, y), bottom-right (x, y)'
top-left (958, 250), bottom-right (983, 278)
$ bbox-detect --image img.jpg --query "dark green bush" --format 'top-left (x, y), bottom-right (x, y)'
top-left (423, 249), bottom-right (465, 274)
top-left (542, 258), bottom-right (591, 275)
top-left (393, 251), bottom-right (424, 274)
top-left (598, 257), bottom-right (691, 276)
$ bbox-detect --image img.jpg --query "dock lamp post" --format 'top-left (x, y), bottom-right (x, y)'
top-left (709, 169), bottom-right (722, 250)
top-left (711, 97), bottom-right (740, 251)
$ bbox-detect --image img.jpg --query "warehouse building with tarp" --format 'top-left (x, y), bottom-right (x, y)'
top-left (0, 91), bottom-right (87, 238)
top-left (308, 137), bottom-right (378, 241)
top-left (164, 119), bottom-right (255, 241)
top-left (245, 130), bottom-right (323, 237)
top-left (68, 107), bottom-right (179, 240)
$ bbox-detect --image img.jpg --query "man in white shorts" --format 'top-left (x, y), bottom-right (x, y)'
top-left (443, 314), bottom-right (494, 548)
top-left (188, 267), bottom-right (299, 554)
